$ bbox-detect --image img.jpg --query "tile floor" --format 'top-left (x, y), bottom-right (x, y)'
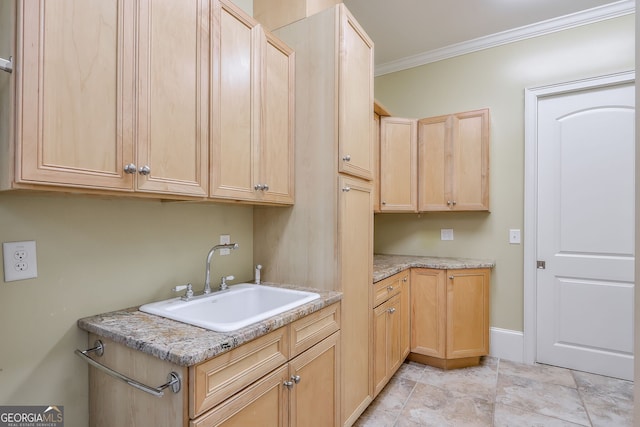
top-left (354, 358), bottom-right (633, 427)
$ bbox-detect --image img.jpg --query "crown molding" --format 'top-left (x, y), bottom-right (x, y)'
top-left (375, 0), bottom-right (635, 77)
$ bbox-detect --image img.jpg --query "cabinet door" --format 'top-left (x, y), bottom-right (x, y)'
top-left (417, 115), bottom-right (451, 211)
top-left (210, 0), bottom-right (260, 200)
top-left (372, 301), bottom-right (389, 397)
top-left (290, 332), bottom-right (340, 427)
top-left (18, 0), bottom-right (135, 190)
top-left (410, 268), bottom-right (446, 358)
top-left (372, 112), bottom-right (381, 212)
top-left (451, 109), bottom-right (490, 211)
top-left (258, 30), bottom-right (294, 204)
top-left (338, 6), bottom-right (374, 181)
top-left (136, 0), bottom-right (209, 197)
top-left (387, 294), bottom-right (403, 379)
top-left (339, 176), bottom-right (373, 425)
top-left (379, 117), bottom-right (418, 212)
top-left (399, 272), bottom-right (411, 359)
top-left (446, 268), bottom-right (490, 359)
top-left (191, 364), bottom-right (289, 427)
top-left (418, 109), bottom-right (490, 211)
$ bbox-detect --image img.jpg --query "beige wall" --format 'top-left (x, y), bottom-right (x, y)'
top-left (374, 15), bottom-right (635, 332)
top-left (0, 193), bottom-right (253, 425)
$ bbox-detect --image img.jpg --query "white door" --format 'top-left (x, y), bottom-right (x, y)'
top-left (536, 81), bottom-right (635, 380)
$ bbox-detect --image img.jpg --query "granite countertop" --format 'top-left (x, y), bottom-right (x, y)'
top-left (77, 283), bottom-right (342, 367)
top-left (373, 254), bottom-right (495, 283)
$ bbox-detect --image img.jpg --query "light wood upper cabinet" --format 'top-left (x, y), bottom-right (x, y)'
top-left (210, 0), bottom-right (294, 204)
top-left (379, 117), bottom-right (418, 212)
top-left (13, 0), bottom-right (210, 197)
top-left (136, 0), bottom-right (209, 197)
top-left (14, 0), bottom-right (135, 191)
top-left (4, 0), bottom-right (292, 203)
top-left (338, 10), bottom-right (374, 181)
top-left (258, 31), bottom-right (295, 204)
top-left (410, 268), bottom-right (490, 369)
top-left (418, 109), bottom-right (490, 211)
top-left (375, 108), bottom-right (490, 212)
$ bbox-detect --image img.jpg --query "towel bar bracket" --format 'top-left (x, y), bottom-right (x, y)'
top-left (75, 340), bottom-right (182, 397)
top-left (0, 57), bottom-right (13, 74)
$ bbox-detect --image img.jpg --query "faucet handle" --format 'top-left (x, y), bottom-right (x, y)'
top-left (172, 283), bottom-right (194, 300)
top-left (221, 275), bottom-right (234, 284)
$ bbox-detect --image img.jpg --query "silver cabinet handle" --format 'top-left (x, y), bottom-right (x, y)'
top-left (263, 184), bottom-right (269, 191)
top-left (382, 201), bottom-right (386, 205)
top-left (138, 165), bottom-right (151, 175)
top-left (254, 184), bottom-right (264, 191)
top-left (447, 200), bottom-right (452, 206)
top-left (124, 163), bottom-right (137, 174)
top-left (452, 201), bottom-right (457, 206)
top-left (388, 307), bottom-right (396, 314)
top-left (284, 380), bottom-right (294, 389)
top-left (387, 285), bottom-right (394, 292)
top-left (449, 276), bottom-right (454, 280)
top-left (342, 186), bottom-right (351, 192)
top-left (403, 277), bottom-right (408, 282)
top-left (291, 375), bottom-right (301, 384)
top-left (342, 155), bottom-right (351, 162)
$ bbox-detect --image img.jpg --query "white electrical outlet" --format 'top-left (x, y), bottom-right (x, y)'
top-left (3, 240), bottom-right (38, 282)
top-left (219, 234), bottom-right (231, 255)
top-left (509, 229), bottom-right (521, 244)
top-left (440, 229), bottom-right (454, 241)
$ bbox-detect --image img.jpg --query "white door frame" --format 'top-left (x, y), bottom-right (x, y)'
top-left (523, 70), bottom-right (636, 364)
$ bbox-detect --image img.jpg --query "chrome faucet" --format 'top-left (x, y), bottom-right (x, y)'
top-left (204, 243), bottom-right (238, 294)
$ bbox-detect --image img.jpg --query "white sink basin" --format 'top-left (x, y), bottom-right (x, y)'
top-left (139, 283), bottom-right (321, 332)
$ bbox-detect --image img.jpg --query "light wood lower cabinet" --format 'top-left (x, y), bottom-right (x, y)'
top-left (372, 271), bottom-right (410, 397)
top-left (409, 268), bottom-right (490, 369)
top-left (87, 303), bottom-right (340, 427)
top-left (193, 332), bottom-right (340, 427)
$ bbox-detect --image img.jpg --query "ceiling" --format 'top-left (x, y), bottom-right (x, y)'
top-left (342, 0), bottom-right (633, 75)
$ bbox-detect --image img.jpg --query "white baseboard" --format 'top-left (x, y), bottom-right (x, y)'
top-left (489, 327), bottom-right (524, 363)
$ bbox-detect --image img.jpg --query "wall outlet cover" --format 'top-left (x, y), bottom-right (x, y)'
top-left (441, 229), bottom-right (454, 241)
top-left (3, 240), bottom-right (38, 282)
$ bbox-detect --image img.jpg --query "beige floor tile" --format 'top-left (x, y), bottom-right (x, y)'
top-left (499, 359), bottom-right (576, 388)
top-left (496, 373), bottom-right (589, 425)
top-left (397, 383), bottom-right (493, 427)
top-left (418, 361), bottom-right (498, 402)
top-left (354, 357), bottom-right (633, 427)
top-left (493, 403), bottom-right (588, 427)
top-left (579, 387), bottom-right (634, 427)
top-left (354, 376), bottom-right (417, 427)
top-left (573, 370), bottom-right (633, 401)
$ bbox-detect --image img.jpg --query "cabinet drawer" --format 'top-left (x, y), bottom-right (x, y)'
top-left (373, 272), bottom-right (405, 307)
top-left (289, 302), bottom-right (340, 357)
top-left (190, 327), bottom-right (289, 418)
top-left (190, 364), bottom-right (289, 427)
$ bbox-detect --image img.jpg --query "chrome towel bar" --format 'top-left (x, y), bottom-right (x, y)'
top-left (75, 340), bottom-right (181, 397)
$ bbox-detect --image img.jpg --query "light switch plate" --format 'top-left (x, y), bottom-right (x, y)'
top-left (509, 229), bottom-right (521, 244)
top-left (3, 240), bottom-right (38, 282)
top-left (440, 229), bottom-right (454, 241)
top-left (219, 234), bottom-right (230, 255)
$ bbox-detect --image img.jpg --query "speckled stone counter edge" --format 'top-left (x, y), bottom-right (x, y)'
top-left (373, 254), bottom-right (496, 283)
top-left (77, 283), bottom-right (342, 367)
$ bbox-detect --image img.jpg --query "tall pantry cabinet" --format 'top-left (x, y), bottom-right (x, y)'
top-left (253, 5), bottom-right (374, 426)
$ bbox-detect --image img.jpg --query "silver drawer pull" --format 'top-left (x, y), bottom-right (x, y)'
top-left (387, 285), bottom-right (394, 291)
top-left (75, 340), bottom-right (181, 397)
